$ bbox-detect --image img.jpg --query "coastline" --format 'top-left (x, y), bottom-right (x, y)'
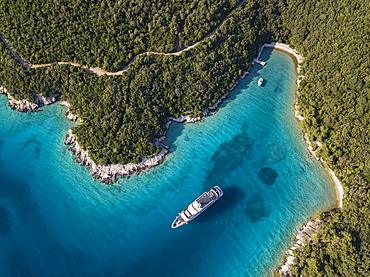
top-left (258, 42), bottom-right (304, 71)
top-left (265, 43), bottom-right (344, 208)
top-left (62, 68), bottom-right (247, 184)
top-left (1, 41), bottom-right (346, 196)
top-left (275, 43), bottom-right (344, 276)
top-left (0, 86), bottom-right (58, 111)
top-left (64, 129), bottom-right (169, 184)
top-left (277, 219), bottom-right (322, 276)
top-left (326, 165), bottom-right (344, 209)
top-left (1, 40), bottom-right (345, 201)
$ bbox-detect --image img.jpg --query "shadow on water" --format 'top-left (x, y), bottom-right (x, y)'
top-left (261, 48), bottom-right (274, 62)
top-left (244, 193), bottom-right (270, 223)
top-left (197, 187), bottom-right (270, 227)
top-left (258, 167), bottom-right (278, 186)
top-left (202, 125), bottom-right (254, 191)
top-left (163, 122), bottom-right (186, 153)
top-left (196, 186), bottom-right (246, 225)
top-left (273, 86), bottom-right (284, 94)
top-left (20, 136), bottom-right (42, 157)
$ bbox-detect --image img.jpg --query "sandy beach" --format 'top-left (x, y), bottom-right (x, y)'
top-left (261, 42), bottom-right (304, 64)
top-left (263, 42), bottom-right (344, 209)
top-left (326, 167), bottom-right (344, 208)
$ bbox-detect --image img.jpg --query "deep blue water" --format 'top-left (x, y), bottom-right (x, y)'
top-left (0, 49), bottom-right (336, 277)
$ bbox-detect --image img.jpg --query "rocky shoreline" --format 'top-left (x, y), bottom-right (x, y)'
top-left (64, 129), bottom-right (169, 184)
top-left (277, 220), bottom-right (322, 276)
top-left (62, 67), bottom-right (248, 184)
top-left (0, 86), bottom-right (58, 112)
top-left (59, 101), bottom-right (79, 121)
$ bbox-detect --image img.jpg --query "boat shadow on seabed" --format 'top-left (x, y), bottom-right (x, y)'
top-left (194, 186), bottom-right (246, 225)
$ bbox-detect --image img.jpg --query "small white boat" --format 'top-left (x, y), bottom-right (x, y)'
top-left (258, 78), bottom-right (264, 86)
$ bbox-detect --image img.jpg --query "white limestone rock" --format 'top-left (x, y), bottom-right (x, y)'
top-left (34, 93), bottom-right (58, 105)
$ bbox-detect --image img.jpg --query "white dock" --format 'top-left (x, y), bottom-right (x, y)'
top-left (253, 58), bottom-right (266, 66)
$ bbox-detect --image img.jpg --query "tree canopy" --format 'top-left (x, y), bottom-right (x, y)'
top-left (0, 0), bottom-right (240, 71)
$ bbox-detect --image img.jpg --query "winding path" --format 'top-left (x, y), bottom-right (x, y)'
top-left (0, 0), bottom-right (246, 76)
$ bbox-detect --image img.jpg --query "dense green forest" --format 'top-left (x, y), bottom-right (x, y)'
top-left (0, 0), bottom-right (241, 71)
top-left (0, 0), bottom-right (369, 275)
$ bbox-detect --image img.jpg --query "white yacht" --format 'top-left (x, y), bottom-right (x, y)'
top-left (171, 186), bottom-right (223, 228)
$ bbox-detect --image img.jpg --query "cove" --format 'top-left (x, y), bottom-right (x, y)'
top-left (0, 49), bottom-right (336, 276)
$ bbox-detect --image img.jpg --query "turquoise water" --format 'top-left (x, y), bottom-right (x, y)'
top-left (0, 49), bottom-right (336, 277)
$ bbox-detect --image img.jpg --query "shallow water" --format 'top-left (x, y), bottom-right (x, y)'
top-left (0, 49), bottom-right (336, 277)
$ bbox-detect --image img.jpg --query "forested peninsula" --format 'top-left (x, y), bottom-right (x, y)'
top-left (0, 0), bottom-right (369, 276)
